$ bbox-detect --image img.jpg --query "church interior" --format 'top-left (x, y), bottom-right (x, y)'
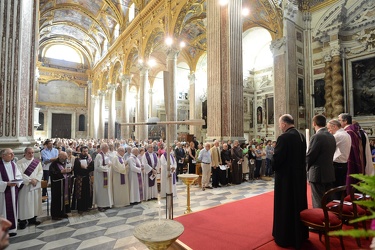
top-left (1, 0), bottom-right (375, 249)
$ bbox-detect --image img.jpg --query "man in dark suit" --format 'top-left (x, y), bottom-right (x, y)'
top-left (174, 142), bottom-right (186, 180)
top-left (272, 114), bottom-right (308, 249)
top-left (306, 115), bottom-right (336, 208)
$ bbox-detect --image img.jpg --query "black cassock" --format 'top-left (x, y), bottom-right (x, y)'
top-left (49, 160), bottom-right (72, 218)
top-left (272, 127), bottom-right (309, 249)
top-left (71, 156), bottom-right (94, 212)
top-left (231, 146), bottom-right (243, 184)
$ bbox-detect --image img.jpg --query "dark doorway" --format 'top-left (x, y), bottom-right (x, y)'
top-left (52, 113), bottom-right (71, 138)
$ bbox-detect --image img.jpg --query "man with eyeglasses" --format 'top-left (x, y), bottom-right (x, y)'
top-left (0, 149), bottom-right (23, 237)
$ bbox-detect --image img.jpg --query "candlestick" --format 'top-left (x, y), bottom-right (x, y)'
top-left (305, 129), bottom-right (310, 152)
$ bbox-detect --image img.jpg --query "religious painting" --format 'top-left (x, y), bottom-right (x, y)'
top-left (314, 79), bottom-right (326, 108)
top-left (257, 107), bottom-right (262, 124)
top-left (298, 78), bottom-right (304, 106)
top-left (351, 57), bottom-right (375, 115)
top-left (267, 97), bottom-right (274, 125)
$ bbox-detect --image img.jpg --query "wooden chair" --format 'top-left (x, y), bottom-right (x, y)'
top-left (300, 185), bottom-right (346, 250)
top-left (41, 180), bottom-right (49, 216)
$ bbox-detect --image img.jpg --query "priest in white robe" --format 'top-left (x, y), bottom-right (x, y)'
top-left (0, 148), bottom-right (22, 237)
top-left (111, 147), bottom-right (130, 207)
top-left (160, 152), bottom-right (177, 198)
top-left (94, 143), bottom-right (113, 212)
top-left (141, 144), bottom-right (159, 201)
top-left (17, 147), bottom-right (43, 229)
top-left (128, 148), bottom-right (144, 204)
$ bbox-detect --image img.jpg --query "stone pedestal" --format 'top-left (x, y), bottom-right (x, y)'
top-left (0, 0), bottom-right (39, 157)
top-left (206, 0), bottom-right (245, 142)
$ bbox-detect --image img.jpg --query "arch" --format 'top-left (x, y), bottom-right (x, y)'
top-left (144, 28), bottom-right (166, 58)
top-left (125, 47), bottom-right (139, 74)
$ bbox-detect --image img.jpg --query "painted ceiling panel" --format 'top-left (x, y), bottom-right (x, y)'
top-left (55, 0), bottom-right (103, 15)
top-left (53, 9), bottom-right (93, 30)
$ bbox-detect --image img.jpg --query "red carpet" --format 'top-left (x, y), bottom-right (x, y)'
top-left (175, 184), bottom-right (372, 250)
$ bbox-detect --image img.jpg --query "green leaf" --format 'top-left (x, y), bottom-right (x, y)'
top-left (329, 229), bottom-right (375, 238)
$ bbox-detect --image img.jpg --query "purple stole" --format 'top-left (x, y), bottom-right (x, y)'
top-left (132, 156), bottom-right (143, 200)
top-left (24, 158), bottom-right (39, 177)
top-left (99, 152), bottom-right (109, 188)
top-left (163, 153), bottom-right (176, 184)
top-left (0, 161), bottom-right (19, 230)
top-left (118, 156), bottom-right (126, 185)
top-left (56, 163), bottom-right (70, 206)
top-left (146, 152), bottom-right (158, 187)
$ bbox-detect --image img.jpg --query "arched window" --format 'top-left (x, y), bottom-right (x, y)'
top-left (37, 112), bottom-right (44, 131)
top-left (114, 23), bottom-right (120, 39)
top-left (44, 44), bottom-right (82, 63)
top-left (79, 115), bottom-right (85, 131)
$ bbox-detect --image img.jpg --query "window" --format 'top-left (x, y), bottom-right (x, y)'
top-left (79, 115), bottom-right (85, 131)
top-left (37, 112), bottom-right (44, 131)
top-left (129, 3), bottom-right (135, 22)
top-left (44, 45), bottom-right (82, 63)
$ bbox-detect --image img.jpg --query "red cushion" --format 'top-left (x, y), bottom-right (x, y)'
top-left (300, 208), bottom-right (342, 227)
top-left (327, 202), bottom-right (367, 216)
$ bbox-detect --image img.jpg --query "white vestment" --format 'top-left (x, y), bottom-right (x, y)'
top-left (160, 154), bottom-right (177, 198)
top-left (141, 152), bottom-right (159, 200)
top-left (111, 154), bottom-right (130, 207)
top-left (93, 153), bottom-right (113, 208)
top-left (17, 158), bottom-right (43, 220)
top-left (128, 154), bottom-right (144, 203)
top-left (0, 160), bottom-right (22, 233)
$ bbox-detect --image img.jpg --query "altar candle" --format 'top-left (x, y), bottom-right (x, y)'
top-left (305, 129), bottom-right (310, 152)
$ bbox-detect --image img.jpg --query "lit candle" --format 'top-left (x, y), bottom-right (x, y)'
top-left (158, 193), bottom-right (161, 225)
top-left (305, 129), bottom-right (310, 152)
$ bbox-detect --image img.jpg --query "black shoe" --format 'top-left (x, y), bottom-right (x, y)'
top-left (29, 220), bottom-right (41, 225)
top-left (19, 222), bottom-right (27, 230)
top-left (98, 207), bottom-right (106, 212)
top-left (9, 233), bottom-right (17, 237)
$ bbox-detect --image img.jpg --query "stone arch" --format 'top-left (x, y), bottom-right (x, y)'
top-left (144, 28), bottom-right (165, 59)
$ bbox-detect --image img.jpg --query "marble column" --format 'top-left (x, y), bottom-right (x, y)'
top-left (134, 93), bottom-right (140, 140)
top-left (330, 41), bottom-right (344, 118)
top-left (138, 66), bottom-right (149, 141)
top-left (97, 90), bottom-right (106, 139)
top-left (121, 75), bottom-right (131, 139)
top-left (107, 83), bottom-right (118, 139)
top-left (0, 0), bottom-right (39, 156)
top-left (166, 48), bottom-right (179, 140)
top-left (323, 52), bottom-right (333, 118)
top-left (188, 72), bottom-right (197, 135)
top-left (270, 1), bottom-right (301, 137)
top-left (87, 81), bottom-right (92, 138)
top-left (91, 95), bottom-right (99, 139)
top-left (148, 89), bottom-right (154, 117)
top-left (206, 0), bottom-right (245, 142)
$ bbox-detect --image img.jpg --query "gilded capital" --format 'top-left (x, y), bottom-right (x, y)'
top-left (121, 74), bottom-right (132, 86)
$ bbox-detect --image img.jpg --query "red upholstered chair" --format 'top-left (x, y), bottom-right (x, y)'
top-left (300, 185), bottom-right (346, 250)
top-left (327, 183), bottom-right (370, 247)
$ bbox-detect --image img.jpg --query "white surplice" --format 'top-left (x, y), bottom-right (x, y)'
top-left (0, 160), bottom-right (22, 233)
top-left (160, 154), bottom-right (177, 198)
top-left (93, 153), bottom-right (113, 208)
top-left (128, 154), bottom-right (143, 203)
top-left (16, 157), bottom-right (43, 220)
top-left (141, 152), bottom-right (159, 200)
top-left (111, 154), bottom-right (130, 207)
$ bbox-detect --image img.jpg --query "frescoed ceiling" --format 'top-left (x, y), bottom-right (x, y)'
top-left (39, 0), bottom-right (129, 66)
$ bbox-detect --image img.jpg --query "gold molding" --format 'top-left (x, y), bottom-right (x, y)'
top-left (310, 0), bottom-right (339, 12)
top-left (36, 102), bottom-right (87, 108)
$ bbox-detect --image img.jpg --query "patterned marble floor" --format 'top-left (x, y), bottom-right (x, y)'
top-left (9, 179), bottom-right (275, 250)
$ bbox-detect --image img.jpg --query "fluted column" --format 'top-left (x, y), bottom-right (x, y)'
top-left (166, 48), bottom-right (179, 140)
top-left (323, 52), bottom-right (333, 118)
top-left (121, 75), bottom-right (131, 139)
top-left (91, 95), bottom-right (99, 138)
top-left (148, 89), bottom-right (154, 117)
top-left (98, 90), bottom-right (106, 139)
top-left (0, 0), bottom-right (39, 156)
top-left (206, 0), bottom-right (244, 142)
top-left (330, 42), bottom-right (344, 118)
top-left (107, 83), bottom-right (118, 139)
top-left (188, 72), bottom-right (197, 135)
top-left (138, 66), bottom-right (149, 141)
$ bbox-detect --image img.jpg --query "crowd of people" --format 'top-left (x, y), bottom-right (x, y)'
top-left (1, 112), bottom-right (374, 249)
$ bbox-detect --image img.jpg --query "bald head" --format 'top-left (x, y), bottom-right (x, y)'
top-left (278, 114), bottom-right (294, 133)
top-left (58, 151), bottom-right (68, 163)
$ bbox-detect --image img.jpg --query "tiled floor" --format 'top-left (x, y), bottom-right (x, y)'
top-left (9, 179), bottom-right (274, 250)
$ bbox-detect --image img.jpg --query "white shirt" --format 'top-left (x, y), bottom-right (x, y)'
top-left (333, 128), bottom-right (351, 163)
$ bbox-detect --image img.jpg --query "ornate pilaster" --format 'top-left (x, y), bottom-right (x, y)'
top-left (330, 41), bottom-right (344, 118)
top-left (188, 73), bottom-right (197, 135)
top-left (0, 0), bottom-right (39, 156)
top-left (138, 65), bottom-right (149, 141)
top-left (107, 83), bottom-right (118, 139)
top-left (166, 48), bottom-right (179, 140)
top-left (323, 52), bottom-right (333, 118)
top-left (206, 0), bottom-right (245, 142)
top-left (121, 74), bottom-right (132, 139)
top-left (98, 90), bottom-right (106, 139)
